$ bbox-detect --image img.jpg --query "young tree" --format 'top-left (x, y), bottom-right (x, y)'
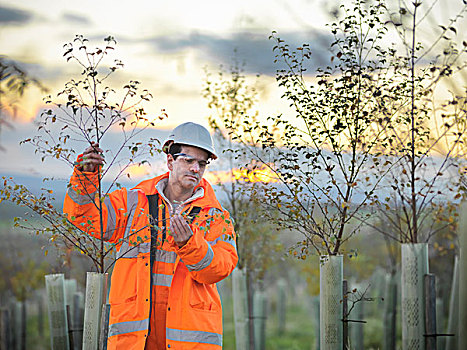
top-left (203, 62), bottom-right (283, 349)
top-left (369, 0), bottom-right (467, 245)
top-left (214, 2), bottom-right (402, 347)
top-left (228, 0), bottom-right (392, 258)
top-left (361, 2), bottom-right (467, 348)
top-left (1, 35), bottom-right (164, 273)
top-left (204, 62), bottom-right (282, 277)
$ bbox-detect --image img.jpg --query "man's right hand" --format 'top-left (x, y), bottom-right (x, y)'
top-left (79, 142), bottom-right (104, 172)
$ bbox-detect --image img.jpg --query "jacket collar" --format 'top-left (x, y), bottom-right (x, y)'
top-left (154, 177), bottom-right (204, 213)
top-left (132, 172), bottom-right (223, 211)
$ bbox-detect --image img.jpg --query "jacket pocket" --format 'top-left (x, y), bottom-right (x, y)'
top-left (189, 278), bottom-right (220, 312)
top-left (109, 258), bottom-right (138, 304)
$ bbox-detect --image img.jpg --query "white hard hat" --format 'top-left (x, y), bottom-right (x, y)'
top-left (162, 122), bottom-right (217, 160)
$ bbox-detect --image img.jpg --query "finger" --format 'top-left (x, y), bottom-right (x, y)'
top-left (171, 218), bottom-right (188, 242)
top-left (84, 141), bottom-right (102, 152)
top-left (89, 142), bottom-right (102, 150)
top-left (174, 215), bottom-right (192, 236)
top-left (84, 146), bottom-right (104, 155)
top-left (176, 214), bottom-right (188, 224)
top-left (80, 154), bottom-right (104, 172)
top-left (168, 218), bottom-right (178, 237)
top-left (83, 152), bottom-right (105, 161)
top-left (171, 216), bottom-right (183, 237)
top-left (92, 146), bottom-right (104, 154)
top-left (173, 215), bottom-right (188, 231)
top-left (82, 159), bottom-right (104, 167)
top-left (82, 156), bottom-right (104, 166)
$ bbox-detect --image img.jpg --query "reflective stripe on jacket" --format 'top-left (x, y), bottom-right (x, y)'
top-left (63, 170), bottom-right (238, 349)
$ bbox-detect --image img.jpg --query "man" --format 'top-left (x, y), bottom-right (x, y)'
top-left (64, 122), bottom-right (238, 349)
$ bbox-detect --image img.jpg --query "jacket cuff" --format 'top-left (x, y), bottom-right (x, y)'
top-left (70, 166), bottom-right (99, 193)
top-left (177, 233), bottom-right (212, 272)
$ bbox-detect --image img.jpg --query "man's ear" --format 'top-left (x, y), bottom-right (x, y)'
top-left (167, 154), bottom-right (174, 171)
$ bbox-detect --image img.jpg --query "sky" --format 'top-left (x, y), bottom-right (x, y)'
top-left (0, 0), bottom-right (465, 180)
top-left (0, 0), bottom-right (337, 179)
top-left (0, 0), bottom-right (336, 122)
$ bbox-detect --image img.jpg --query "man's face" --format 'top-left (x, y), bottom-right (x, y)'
top-left (167, 145), bottom-right (209, 191)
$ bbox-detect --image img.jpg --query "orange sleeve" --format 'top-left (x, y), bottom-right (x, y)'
top-left (63, 167), bottom-right (133, 244)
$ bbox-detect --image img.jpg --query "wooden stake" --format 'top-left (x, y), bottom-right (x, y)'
top-left (343, 280), bottom-right (348, 350)
top-left (383, 272), bottom-right (398, 350)
top-left (277, 278), bottom-right (286, 335)
top-left (72, 292), bottom-right (84, 350)
top-left (424, 274), bottom-right (437, 350)
top-left (252, 290), bottom-right (267, 350)
top-left (0, 308), bottom-right (10, 350)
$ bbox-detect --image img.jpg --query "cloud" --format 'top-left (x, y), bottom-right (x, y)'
top-left (153, 83), bottom-right (199, 98)
top-left (2, 58), bottom-right (66, 85)
top-left (0, 4), bottom-right (34, 25)
top-left (143, 30), bottom-right (333, 76)
top-left (62, 12), bottom-right (91, 25)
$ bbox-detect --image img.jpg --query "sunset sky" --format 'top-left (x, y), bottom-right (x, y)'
top-left (0, 0), bottom-right (464, 179)
top-left (0, 0), bottom-right (336, 121)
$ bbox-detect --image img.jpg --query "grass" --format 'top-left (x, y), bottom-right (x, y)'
top-left (221, 290), bottom-right (316, 350)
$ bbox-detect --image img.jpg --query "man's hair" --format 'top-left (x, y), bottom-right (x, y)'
top-left (168, 143), bottom-right (183, 156)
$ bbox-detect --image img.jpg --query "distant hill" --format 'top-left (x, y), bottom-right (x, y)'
top-left (0, 173), bottom-right (68, 219)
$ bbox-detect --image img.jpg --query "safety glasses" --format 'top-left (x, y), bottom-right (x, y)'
top-left (173, 153), bottom-right (210, 169)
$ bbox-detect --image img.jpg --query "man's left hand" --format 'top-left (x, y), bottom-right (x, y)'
top-left (170, 214), bottom-right (193, 247)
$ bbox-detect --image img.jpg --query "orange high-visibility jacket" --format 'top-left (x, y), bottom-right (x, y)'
top-left (63, 169), bottom-right (238, 349)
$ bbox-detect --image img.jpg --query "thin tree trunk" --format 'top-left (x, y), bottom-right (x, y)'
top-left (410, 1), bottom-right (419, 244)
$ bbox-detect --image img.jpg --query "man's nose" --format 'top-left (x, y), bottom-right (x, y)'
top-left (190, 162), bottom-right (201, 172)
